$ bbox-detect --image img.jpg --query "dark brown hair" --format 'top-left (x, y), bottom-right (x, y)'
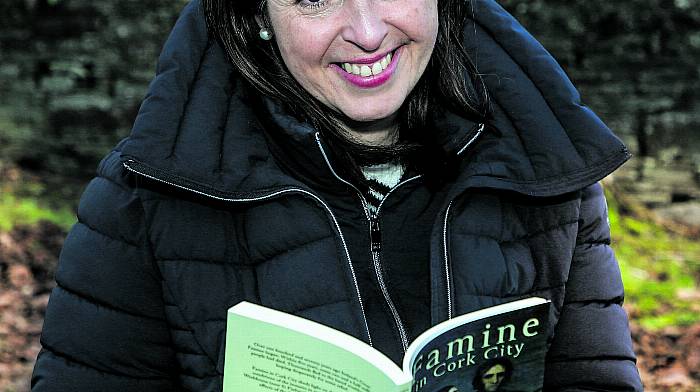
top-left (203, 0), bottom-right (490, 184)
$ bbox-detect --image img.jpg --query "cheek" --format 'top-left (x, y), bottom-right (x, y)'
top-left (276, 24), bottom-right (306, 61)
top-left (276, 37), bottom-right (317, 85)
top-left (424, 4), bottom-right (440, 41)
top-left (275, 23), bottom-right (333, 75)
top-left (393, 0), bottom-right (438, 43)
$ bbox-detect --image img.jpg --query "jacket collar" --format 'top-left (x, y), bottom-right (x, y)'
top-left (119, 0), bottom-right (629, 201)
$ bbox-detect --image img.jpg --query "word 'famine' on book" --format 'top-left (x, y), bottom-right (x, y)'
top-left (411, 318), bottom-right (541, 378)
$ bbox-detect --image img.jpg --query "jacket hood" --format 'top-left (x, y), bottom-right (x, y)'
top-left (120, 0), bottom-right (629, 199)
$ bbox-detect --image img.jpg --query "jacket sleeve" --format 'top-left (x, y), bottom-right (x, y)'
top-left (31, 158), bottom-right (179, 391)
top-left (544, 183), bottom-right (643, 391)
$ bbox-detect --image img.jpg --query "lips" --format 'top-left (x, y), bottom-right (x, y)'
top-left (337, 49), bottom-right (395, 77)
top-left (330, 45), bottom-right (403, 89)
top-left (337, 47), bottom-right (400, 65)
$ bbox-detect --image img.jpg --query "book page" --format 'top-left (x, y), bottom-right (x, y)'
top-left (224, 305), bottom-right (412, 392)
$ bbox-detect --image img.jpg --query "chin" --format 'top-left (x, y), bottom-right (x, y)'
top-left (340, 104), bottom-right (401, 123)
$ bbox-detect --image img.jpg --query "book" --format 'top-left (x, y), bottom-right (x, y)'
top-left (223, 297), bottom-right (551, 392)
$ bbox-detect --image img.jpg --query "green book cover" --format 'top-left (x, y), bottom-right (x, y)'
top-left (224, 298), bottom-right (550, 392)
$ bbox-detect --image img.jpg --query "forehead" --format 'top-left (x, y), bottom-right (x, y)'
top-left (485, 364), bottom-right (506, 375)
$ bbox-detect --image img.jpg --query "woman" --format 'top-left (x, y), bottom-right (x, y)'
top-left (32, 0), bottom-right (642, 390)
top-left (472, 358), bottom-right (512, 392)
top-left (433, 358), bottom-right (516, 392)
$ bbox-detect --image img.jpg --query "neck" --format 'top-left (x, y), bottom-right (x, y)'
top-left (343, 114), bottom-right (399, 147)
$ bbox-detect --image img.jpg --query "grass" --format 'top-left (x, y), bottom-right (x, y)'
top-left (607, 186), bottom-right (700, 330)
top-left (0, 161), bottom-right (77, 232)
top-left (0, 192), bottom-right (76, 232)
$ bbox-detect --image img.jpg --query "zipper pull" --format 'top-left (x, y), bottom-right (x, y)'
top-left (370, 219), bottom-right (381, 252)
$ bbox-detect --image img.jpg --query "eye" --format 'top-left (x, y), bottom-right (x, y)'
top-left (297, 0), bottom-right (331, 12)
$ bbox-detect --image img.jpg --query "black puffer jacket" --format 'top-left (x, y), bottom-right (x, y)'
top-left (32, 0), bottom-right (642, 390)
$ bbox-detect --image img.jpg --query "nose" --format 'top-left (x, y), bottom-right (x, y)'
top-left (340, 1), bottom-right (388, 52)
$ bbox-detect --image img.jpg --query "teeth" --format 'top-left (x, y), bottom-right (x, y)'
top-left (340, 51), bottom-right (394, 77)
top-left (360, 65), bottom-right (372, 77)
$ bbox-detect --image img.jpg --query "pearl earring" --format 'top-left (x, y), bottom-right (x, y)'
top-left (259, 28), bottom-right (272, 41)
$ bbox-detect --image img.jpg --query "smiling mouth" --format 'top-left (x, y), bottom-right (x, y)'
top-left (333, 48), bottom-right (399, 78)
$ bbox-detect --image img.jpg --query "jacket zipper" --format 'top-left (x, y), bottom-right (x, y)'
top-left (443, 200), bottom-right (455, 320)
top-left (442, 122), bottom-right (486, 320)
top-left (122, 159), bottom-right (374, 346)
top-left (315, 133), bottom-right (421, 352)
top-left (369, 216), bottom-right (408, 349)
top-left (371, 175), bottom-right (422, 351)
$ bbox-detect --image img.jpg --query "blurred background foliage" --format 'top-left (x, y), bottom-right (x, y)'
top-left (501, 0), bottom-right (700, 164)
top-left (0, 0), bottom-right (187, 192)
top-left (0, 0), bottom-right (699, 390)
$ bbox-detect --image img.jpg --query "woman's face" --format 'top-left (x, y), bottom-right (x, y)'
top-left (481, 364), bottom-right (506, 391)
top-left (266, 0), bottom-right (439, 123)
